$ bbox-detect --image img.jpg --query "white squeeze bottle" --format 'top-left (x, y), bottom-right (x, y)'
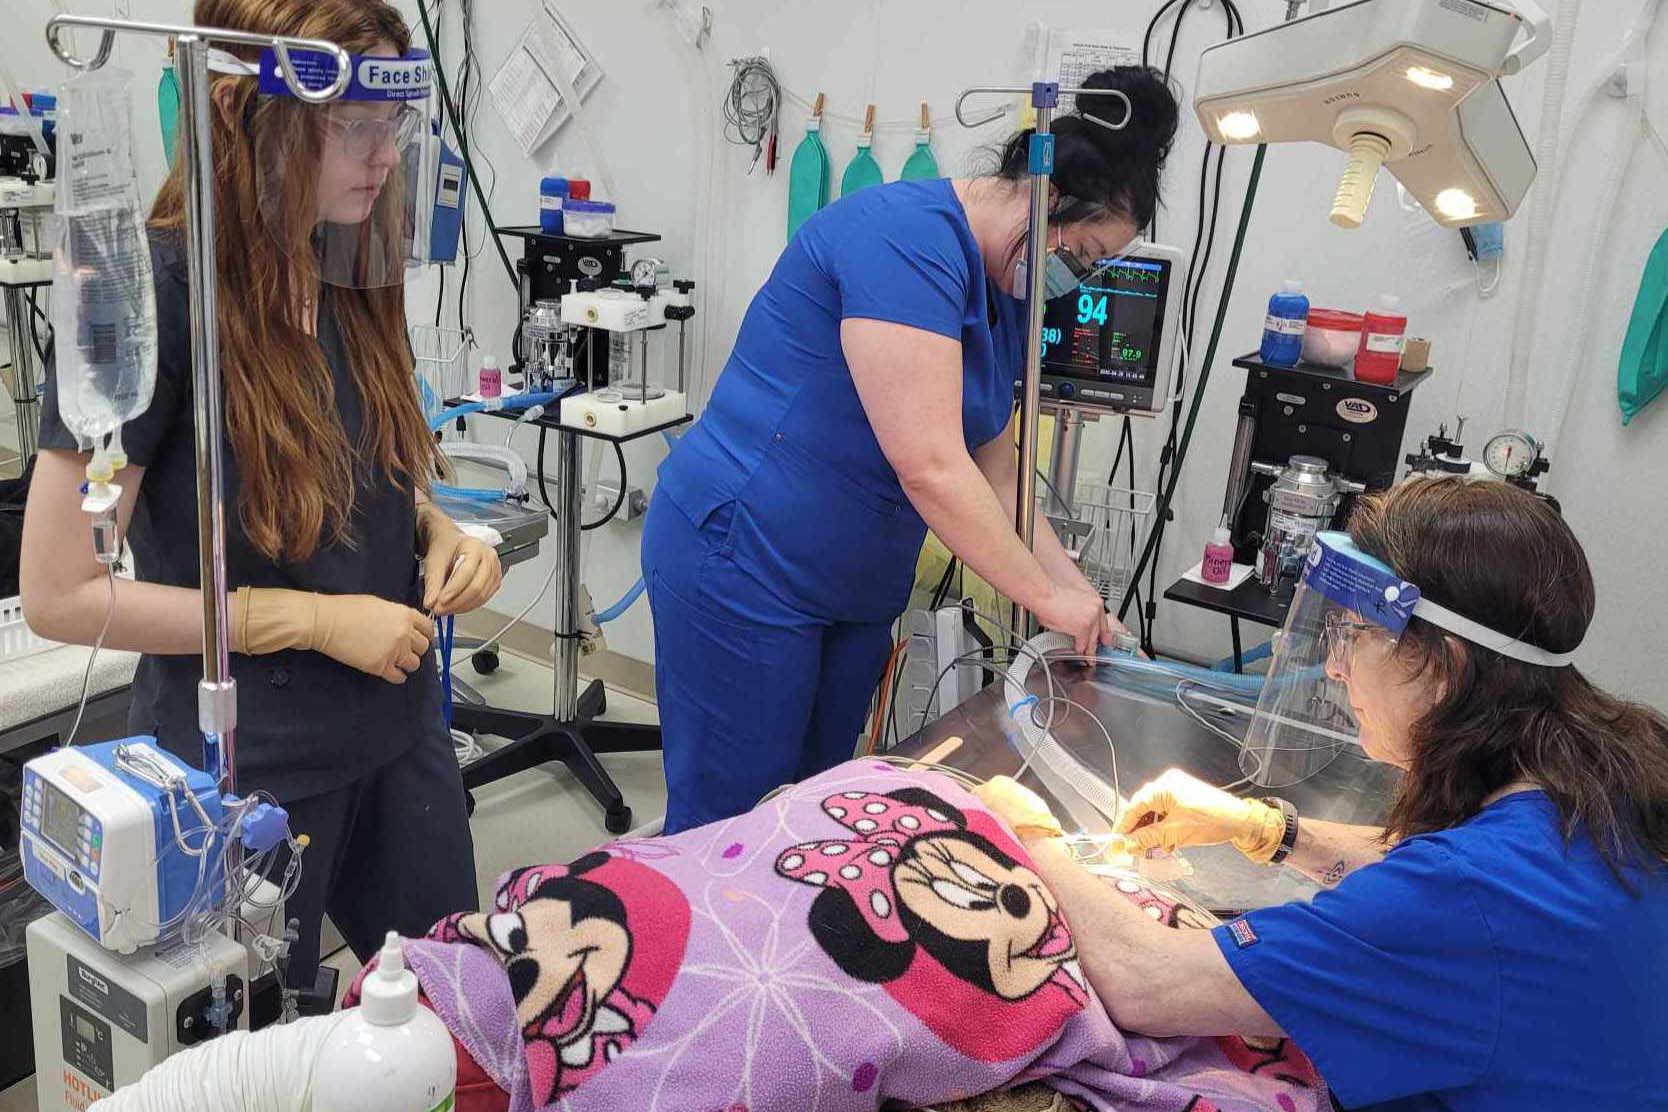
top-left (312, 932), bottom-right (457, 1112)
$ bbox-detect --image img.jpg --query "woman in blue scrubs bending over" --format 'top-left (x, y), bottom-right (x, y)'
top-left (980, 477), bottom-right (1668, 1110)
top-left (642, 68), bottom-right (1179, 833)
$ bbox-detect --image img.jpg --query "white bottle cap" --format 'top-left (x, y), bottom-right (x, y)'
top-left (1282, 279), bottom-right (1304, 295)
top-left (1212, 526), bottom-right (1232, 546)
top-left (480, 352), bottom-right (500, 369)
top-left (360, 932), bottom-right (418, 1026)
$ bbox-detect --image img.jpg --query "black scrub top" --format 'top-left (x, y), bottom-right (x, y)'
top-left (38, 234), bottom-right (446, 802)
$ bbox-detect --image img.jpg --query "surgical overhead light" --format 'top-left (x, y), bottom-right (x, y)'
top-left (1217, 110), bottom-right (1262, 141)
top-left (1405, 65), bottom-right (1456, 92)
top-left (1193, 0), bottom-right (1551, 229)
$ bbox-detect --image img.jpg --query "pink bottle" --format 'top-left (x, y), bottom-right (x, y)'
top-left (1202, 526), bottom-right (1234, 585)
top-left (477, 352), bottom-right (502, 399)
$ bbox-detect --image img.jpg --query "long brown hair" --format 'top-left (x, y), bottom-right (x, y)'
top-left (1350, 478), bottom-right (1668, 876)
top-left (150, 0), bottom-right (440, 564)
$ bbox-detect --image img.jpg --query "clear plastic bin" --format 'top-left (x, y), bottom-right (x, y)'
top-left (563, 200), bottom-right (616, 239)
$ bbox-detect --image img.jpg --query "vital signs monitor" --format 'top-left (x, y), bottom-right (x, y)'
top-left (1036, 242), bottom-right (1186, 417)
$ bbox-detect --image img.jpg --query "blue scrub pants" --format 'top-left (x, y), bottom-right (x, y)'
top-left (642, 495), bottom-right (894, 834)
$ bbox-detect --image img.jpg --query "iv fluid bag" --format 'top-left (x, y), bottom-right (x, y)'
top-left (50, 66), bottom-right (157, 452)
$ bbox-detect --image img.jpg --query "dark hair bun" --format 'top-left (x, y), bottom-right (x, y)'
top-left (997, 65), bottom-right (1180, 230)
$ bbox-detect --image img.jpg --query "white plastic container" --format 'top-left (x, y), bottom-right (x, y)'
top-left (1, 594), bottom-right (56, 664)
top-left (312, 933), bottom-right (456, 1112)
top-left (1300, 308), bottom-right (1364, 368)
top-left (563, 199), bottom-right (616, 238)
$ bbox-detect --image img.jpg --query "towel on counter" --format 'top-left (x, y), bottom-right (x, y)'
top-left (347, 760), bottom-right (1326, 1112)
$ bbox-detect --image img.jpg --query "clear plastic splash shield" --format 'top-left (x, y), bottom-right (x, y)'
top-left (1240, 531), bottom-right (1420, 788)
top-left (247, 46), bottom-right (438, 288)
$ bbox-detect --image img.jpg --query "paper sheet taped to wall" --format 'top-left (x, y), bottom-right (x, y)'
top-left (1036, 26), bottom-right (1139, 114)
top-left (489, 3), bottom-right (605, 157)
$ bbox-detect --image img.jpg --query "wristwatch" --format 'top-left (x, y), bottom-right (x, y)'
top-left (1262, 796), bottom-right (1299, 864)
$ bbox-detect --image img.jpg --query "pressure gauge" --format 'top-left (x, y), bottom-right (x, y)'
top-left (1482, 429), bottom-right (1541, 479)
top-left (629, 258), bottom-right (662, 290)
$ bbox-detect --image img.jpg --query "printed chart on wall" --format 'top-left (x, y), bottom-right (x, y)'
top-left (489, 2), bottom-right (605, 157)
top-left (1035, 26), bottom-right (1139, 113)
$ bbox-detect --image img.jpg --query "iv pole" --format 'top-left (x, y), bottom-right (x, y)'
top-left (45, 16), bottom-right (351, 795)
top-left (954, 82), bottom-right (1130, 635)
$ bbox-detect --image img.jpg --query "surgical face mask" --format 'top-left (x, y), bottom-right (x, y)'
top-left (1469, 222), bottom-right (1504, 262)
top-left (1013, 226), bottom-right (1092, 301)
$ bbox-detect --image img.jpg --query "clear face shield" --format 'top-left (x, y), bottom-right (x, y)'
top-left (218, 46), bottom-right (438, 288)
top-left (1240, 532), bottom-right (1419, 788)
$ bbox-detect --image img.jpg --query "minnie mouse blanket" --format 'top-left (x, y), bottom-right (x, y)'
top-left (348, 760), bottom-right (1328, 1112)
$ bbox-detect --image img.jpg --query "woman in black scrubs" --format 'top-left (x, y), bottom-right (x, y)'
top-left (20, 0), bottom-right (496, 993)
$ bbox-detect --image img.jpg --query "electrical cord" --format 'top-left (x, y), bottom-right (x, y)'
top-left (26, 288), bottom-right (52, 363)
top-left (927, 557), bottom-right (959, 612)
top-left (723, 56), bottom-right (780, 171)
top-left (1135, 0), bottom-right (1243, 642)
top-left (414, 0), bottom-right (516, 291)
top-left (1121, 144), bottom-right (1265, 624)
top-left (583, 440), bottom-right (629, 531)
top-left (894, 604), bottom-right (1063, 746)
top-left (534, 426), bottom-right (631, 532)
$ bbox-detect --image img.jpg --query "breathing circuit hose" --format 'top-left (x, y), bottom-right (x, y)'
top-left (1117, 144), bottom-right (1267, 624)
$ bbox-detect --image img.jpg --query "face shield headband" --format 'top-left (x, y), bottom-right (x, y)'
top-left (209, 45), bottom-right (437, 289)
top-left (1309, 532), bottom-right (1579, 669)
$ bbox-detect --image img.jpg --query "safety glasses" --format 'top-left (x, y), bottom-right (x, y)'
top-left (1321, 612), bottom-right (1393, 678)
top-left (325, 103), bottom-right (423, 159)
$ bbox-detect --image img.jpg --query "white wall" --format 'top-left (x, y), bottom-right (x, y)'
top-left (7, 0), bottom-right (1665, 705)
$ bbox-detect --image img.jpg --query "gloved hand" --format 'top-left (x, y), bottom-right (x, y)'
top-left (973, 776), bottom-right (1066, 841)
top-left (232, 588), bottom-right (435, 685)
top-left (1113, 768), bottom-right (1285, 864)
top-left (417, 501), bottom-right (502, 616)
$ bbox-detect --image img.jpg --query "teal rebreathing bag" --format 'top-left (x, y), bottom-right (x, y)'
top-left (158, 63), bottom-right (180, 166)
top-left (1619, 225), bottom-right (1668, 425)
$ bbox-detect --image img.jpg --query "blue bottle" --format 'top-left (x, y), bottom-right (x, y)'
top-left (539, 176), bottom-right (570, 235)
top-left (1260, 279), bottom-right (1309, 366)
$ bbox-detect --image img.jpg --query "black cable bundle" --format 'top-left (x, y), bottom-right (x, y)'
top-left (1114, 0), bottom-right (1248, 650)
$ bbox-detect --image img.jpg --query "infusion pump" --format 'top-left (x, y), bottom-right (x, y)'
top-left (20, 739), bottom-right (224, 954)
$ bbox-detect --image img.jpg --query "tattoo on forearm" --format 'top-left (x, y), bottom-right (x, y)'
top-left (1321, 859), bottom-right (1348, 886)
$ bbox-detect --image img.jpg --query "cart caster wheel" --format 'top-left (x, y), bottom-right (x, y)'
top-left (604, 807), bottom-right (632, 835)
top-left (471, 648), bottom-right (500, 675)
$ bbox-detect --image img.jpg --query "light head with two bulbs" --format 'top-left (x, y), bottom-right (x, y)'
top-left (1192, 0), bottom-right (1549, 229)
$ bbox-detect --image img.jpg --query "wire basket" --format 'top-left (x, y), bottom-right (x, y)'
top-left (1049, 481), bottom-right (1156, 604)
top-left (411, 324), bottom-right (471, 417)
top-left (0, 594), bottom-right (55, 665)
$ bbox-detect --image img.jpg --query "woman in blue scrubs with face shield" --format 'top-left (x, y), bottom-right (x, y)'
top-left (979, 478), bottom-right (1668, 1110)
top-left (641, 68), bottom-right (1180, 833)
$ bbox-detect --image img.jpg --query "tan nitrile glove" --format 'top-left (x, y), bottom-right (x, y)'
top-left (231, 587), bottom-right (435, 685)
top-left (974, 776), bottom-right (1067, 841)
top-left (417, 501), bottom-right (502, 617)
top-left (1113, 768), bottom-right (1285, 865)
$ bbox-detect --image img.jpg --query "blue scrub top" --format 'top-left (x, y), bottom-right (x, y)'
top-left (656, 178), bottom-right (1026, 624)
top-left (1214, 790), bottom-right (1668, 1110)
